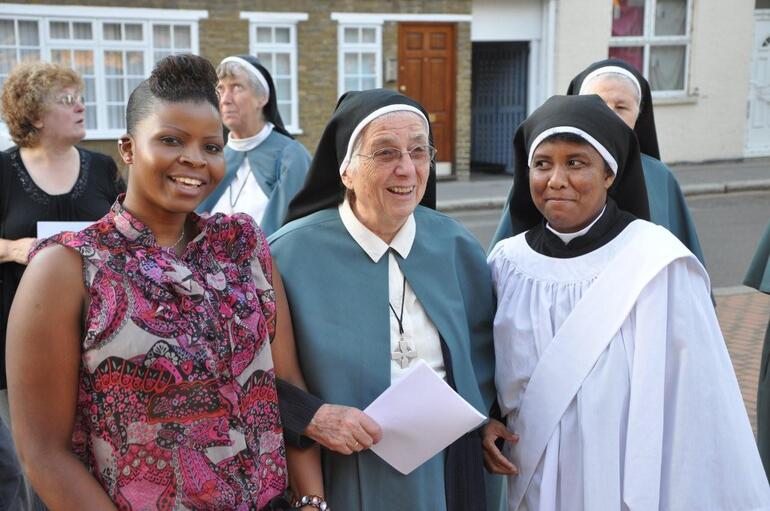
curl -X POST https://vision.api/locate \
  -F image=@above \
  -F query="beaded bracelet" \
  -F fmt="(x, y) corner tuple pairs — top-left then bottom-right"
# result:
(294, 494), (330, 510)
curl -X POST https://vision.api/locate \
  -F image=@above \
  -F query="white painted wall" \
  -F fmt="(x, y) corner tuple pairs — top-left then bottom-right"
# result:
(553, 0), (754, 163)
(471, 0), (542, 41)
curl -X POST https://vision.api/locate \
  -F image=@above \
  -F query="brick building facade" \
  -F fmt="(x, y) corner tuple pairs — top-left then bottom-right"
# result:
(0, 0), (473, 177)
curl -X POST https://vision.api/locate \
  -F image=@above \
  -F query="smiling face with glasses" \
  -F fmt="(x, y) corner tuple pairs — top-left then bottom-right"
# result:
(341, 111), (432, 243)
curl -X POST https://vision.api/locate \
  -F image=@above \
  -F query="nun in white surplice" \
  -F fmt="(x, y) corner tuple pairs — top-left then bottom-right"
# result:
(485, 94), (770, 511)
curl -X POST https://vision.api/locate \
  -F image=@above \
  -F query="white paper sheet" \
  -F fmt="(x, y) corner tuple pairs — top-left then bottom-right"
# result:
(37, 221), (94, 238)
(364, 359), (486, 475)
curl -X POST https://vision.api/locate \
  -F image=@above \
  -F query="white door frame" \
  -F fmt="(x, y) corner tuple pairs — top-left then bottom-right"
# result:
(745, 9), (770, 156)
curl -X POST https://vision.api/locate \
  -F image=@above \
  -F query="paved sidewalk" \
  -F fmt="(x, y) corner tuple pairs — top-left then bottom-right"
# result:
(717, 288), (770, 433)
(437, 157), (770, 212)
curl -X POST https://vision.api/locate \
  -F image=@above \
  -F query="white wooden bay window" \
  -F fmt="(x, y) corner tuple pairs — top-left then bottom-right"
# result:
(0, 4), (205, 139)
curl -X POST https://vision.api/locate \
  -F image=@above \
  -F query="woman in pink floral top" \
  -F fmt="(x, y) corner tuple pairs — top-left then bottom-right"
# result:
(5, 55), (323, 510)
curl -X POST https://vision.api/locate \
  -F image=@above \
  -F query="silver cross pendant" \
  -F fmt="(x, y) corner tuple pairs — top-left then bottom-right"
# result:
(391, 336), (418, 369)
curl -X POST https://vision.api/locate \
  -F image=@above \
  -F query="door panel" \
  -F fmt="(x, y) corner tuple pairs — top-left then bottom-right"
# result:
(398, 23), (455, 170)
(748, 14), (770, 154)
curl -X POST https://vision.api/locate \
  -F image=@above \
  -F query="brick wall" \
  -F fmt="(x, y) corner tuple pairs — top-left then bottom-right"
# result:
(5, 0), (472, 176)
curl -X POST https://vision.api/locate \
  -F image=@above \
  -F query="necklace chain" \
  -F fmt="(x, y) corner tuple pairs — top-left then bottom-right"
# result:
(165, 226), (185, 251)
(229, 169), (250, 211)
(389, 275), (407, 335)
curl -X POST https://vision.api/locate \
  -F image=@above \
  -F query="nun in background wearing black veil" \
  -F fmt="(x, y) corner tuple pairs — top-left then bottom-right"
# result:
(197, 55), (311, 236)
(268, 88), (505, 511)
(489, 58), (705, 268)
(484, 95), (769, 510)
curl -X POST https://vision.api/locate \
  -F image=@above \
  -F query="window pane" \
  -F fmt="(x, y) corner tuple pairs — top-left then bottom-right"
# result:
(650, 45), (685, 90)
(256, 26), (271, 43)
(154, 50), (171, 63)
(345, 52), (359, 75)
(74, 50), (94, 75)
(256, 53), (273, 68)
(655, 0), (687, 36)
(104, 51), (123, 75)
(275, 53), (290, 75)
(18, 21), (39, 45)
(50, 21), (70, 40)
(173, 25), (191, 49)
(361, 53), (375, 74)
(362, 77), (376, 90)
(51, 49), (71, 67)
(275, 77), (290, 99)
(73, 22), (92, 40)
(127, 77), (143, 92)
(125, 24), (143, 41)
(153, 24), (171, 48)
(0, 49), (16, 74)
(611, 0), (645, 37)
(0, 20), (15, 45)
(278, 101), (291, 125)
(344, 77), (358, 92)
(608, 46), (644, 73)
(362, 28), (376, 43)
(108, 105), (125, 129)
(275, 27), (290, 43)
(126, 51), (143, 75)
(85, 107), (97, 130)
(19, 49), (39, 64)
(344, 27), (358, 44)
(104, 23), (121, 40)
(84, 77), (96, 102)
(106, 78), (124, 101)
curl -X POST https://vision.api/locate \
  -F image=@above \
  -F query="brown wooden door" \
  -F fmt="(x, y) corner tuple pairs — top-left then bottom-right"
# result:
(398, 23), (455, 167)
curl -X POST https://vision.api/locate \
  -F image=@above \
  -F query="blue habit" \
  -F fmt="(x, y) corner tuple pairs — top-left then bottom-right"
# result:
(269, 206), (503, 511)
(197, 130), (311, 236)
(489, 154), (706, 267)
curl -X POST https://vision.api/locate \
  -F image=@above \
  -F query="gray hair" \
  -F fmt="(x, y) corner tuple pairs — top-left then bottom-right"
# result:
(216, 60), (268, 99)
(582, 72), (642, 107)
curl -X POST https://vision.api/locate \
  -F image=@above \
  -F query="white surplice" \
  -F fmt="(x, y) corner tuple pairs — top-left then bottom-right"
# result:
(489, 220), (770, 511)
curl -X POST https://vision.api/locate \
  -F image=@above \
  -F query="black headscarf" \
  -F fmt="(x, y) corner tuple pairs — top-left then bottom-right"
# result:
(284, 88), (436, 224)
(508, 94), (650, 235)
(221, 55), (293, 139)
(567, 58), (660, 160)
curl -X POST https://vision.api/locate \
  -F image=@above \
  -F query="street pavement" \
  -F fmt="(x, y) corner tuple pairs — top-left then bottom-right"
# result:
(436, 157), (770, 211)
(437, 157), (770, 434)
(718, 290), (770, 433)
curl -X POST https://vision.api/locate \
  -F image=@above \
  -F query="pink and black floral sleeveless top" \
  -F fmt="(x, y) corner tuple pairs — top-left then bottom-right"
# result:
(32, 199), (287, 510)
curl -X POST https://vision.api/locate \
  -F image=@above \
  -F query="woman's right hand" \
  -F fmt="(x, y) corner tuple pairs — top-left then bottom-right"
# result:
(482, 417), (519, 475)
(305, 404), (383, 455)
(0, 237), (37, 265)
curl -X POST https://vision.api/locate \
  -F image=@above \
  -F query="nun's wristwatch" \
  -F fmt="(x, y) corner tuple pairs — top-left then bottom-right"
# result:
(293, 494), (330, 510)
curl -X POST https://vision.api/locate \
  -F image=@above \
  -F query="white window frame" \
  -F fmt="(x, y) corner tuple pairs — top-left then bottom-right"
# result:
(0, 4), (206, 139)
(608, 0), (693, 98)
(336, 23), (383, 98)
(242, 12), (307, 135)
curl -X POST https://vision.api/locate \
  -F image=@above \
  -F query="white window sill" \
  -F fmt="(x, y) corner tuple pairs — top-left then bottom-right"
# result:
(652, 94), (698, 106)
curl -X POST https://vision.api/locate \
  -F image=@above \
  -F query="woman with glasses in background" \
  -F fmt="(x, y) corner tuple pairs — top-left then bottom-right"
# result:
(0, 61), (122, 510)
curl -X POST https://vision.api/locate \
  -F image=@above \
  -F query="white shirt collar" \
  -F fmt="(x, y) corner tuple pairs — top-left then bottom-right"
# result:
(546, 204), (606, 244)
(227, 122), (274, 152)
(339, 198), (416, 262)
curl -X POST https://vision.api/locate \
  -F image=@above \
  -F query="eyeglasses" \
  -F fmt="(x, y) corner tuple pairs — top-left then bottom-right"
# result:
(356, 145), (437, 166)
(55, 94), (85, 107)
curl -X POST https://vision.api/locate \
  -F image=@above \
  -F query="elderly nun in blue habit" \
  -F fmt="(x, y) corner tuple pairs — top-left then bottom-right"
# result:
(198, 55), (311, 236)
(490, 58), (705, 267)
(268, 88), (504, 511)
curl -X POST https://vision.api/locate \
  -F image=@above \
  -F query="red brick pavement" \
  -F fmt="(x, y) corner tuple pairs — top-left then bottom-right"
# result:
(717, 290), (770, 433)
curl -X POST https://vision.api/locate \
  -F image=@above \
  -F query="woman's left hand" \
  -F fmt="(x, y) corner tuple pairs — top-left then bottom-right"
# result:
(482, 418), (519, 475)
